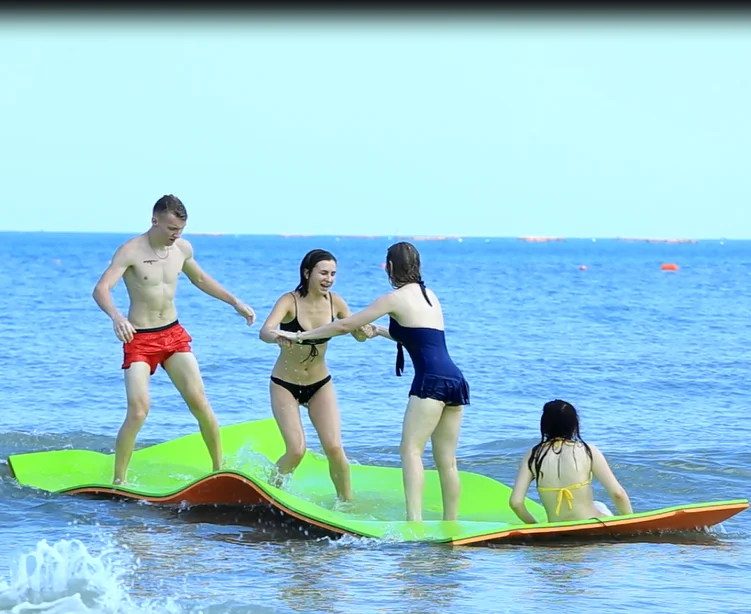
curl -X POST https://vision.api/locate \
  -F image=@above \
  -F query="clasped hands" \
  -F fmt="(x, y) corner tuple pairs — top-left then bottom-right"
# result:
(276, 330), (303, 344)
(276, 324), (378, 344)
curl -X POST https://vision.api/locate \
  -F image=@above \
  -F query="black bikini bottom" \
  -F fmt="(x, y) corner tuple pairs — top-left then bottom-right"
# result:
(270, 375), (332, 406)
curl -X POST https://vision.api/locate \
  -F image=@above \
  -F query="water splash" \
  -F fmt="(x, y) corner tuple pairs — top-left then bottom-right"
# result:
(222, 445), (278, 483)
(330, 499), (356, 514)
(0, 538), (186, 614)
(223, 445), (305, 497)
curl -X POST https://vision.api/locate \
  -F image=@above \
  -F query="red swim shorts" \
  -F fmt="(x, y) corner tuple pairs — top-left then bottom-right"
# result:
(121, 320), (193, 375)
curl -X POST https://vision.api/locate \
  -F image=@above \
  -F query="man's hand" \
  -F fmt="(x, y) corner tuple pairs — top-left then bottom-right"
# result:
(233, 301), (256, 326)
(113, 315), (136, 343)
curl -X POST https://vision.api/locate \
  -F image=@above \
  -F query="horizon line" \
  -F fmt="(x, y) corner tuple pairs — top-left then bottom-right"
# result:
(0, 230), (747, 241)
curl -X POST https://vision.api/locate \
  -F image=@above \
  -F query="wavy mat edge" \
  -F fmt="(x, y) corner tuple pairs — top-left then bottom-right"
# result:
(8, 461), (748, 546)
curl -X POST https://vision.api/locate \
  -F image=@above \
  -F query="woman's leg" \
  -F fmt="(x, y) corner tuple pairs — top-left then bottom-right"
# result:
(430, 405), (463, 520)
(400, 396), (445, 521)
(307, 380), (352, 501)
(269, 379), (306, 476)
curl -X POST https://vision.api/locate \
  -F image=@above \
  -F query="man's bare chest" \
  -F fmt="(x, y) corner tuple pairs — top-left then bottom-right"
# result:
(129, 251), (185, 285)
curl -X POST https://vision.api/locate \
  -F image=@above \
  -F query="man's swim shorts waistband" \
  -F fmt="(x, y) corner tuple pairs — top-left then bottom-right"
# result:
(134, 320), (180, 334)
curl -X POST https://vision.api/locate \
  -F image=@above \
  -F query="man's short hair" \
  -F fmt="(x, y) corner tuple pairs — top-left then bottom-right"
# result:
(153, 194), (187, 221)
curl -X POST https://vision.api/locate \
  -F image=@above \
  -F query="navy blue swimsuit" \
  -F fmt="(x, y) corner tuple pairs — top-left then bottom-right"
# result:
(388, 282), (470, 407)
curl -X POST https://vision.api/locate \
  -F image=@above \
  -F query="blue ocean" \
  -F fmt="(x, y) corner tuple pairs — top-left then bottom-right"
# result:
(1, 232), (749, 613)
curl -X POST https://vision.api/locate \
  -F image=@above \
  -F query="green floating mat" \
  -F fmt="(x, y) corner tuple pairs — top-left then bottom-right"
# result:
(7, 419), (748, 545)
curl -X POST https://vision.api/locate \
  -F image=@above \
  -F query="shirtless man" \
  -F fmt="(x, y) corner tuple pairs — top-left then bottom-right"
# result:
(92, 194), (256, 484)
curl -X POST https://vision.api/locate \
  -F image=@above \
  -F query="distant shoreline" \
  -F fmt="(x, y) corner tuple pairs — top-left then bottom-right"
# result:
(0, 230), (744, 242)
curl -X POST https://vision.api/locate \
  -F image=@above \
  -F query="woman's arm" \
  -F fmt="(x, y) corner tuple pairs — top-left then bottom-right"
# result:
(284, 294), (394, 342)
(258, 294), (294, 347)
(590, 444), (633, 516)
(333, 293), (376, 342)
(373, 324), (395, 341)
(509, 450), (539, 524)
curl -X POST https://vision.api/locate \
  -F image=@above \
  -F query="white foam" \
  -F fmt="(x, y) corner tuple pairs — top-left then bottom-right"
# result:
(0, 538), (185, 614)
(316, 533), (387, 549)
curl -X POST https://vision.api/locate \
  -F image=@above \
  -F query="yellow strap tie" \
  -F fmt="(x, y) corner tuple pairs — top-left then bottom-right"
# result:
(554, 488), (574, 515)
(539, 477), (592, 515)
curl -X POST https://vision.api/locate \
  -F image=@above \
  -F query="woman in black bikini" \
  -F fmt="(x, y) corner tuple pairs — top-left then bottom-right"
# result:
(259, 249), (375, 501)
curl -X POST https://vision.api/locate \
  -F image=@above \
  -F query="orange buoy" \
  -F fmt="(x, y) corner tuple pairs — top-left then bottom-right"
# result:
(661, 263), (679, 272)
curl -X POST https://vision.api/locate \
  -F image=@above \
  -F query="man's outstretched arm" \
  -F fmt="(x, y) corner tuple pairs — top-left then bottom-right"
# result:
(179, 240), (256, 325)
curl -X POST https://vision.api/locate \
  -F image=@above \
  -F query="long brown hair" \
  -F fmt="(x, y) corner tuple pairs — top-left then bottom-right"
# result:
(386, 242), (422, 288)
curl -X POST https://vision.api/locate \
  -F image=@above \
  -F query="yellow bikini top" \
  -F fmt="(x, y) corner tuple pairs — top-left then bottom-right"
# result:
(536, 438), (593, 515)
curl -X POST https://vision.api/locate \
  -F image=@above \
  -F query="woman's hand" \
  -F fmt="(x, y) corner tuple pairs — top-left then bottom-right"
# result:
(276, 330), (300, 343)
(275, 334), (295, 348)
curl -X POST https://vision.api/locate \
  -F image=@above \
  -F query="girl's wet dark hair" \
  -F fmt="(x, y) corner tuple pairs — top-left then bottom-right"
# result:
(527, 399), (593, 481)
(386, 242), (423, 288)
(295, 249), (337, 297)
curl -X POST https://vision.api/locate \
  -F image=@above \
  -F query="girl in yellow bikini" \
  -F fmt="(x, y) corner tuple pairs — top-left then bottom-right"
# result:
(509, 399), (633, 524)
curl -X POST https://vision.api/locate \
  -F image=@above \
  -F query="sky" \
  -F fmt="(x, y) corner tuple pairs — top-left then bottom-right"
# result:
(1, 13), (750, 239)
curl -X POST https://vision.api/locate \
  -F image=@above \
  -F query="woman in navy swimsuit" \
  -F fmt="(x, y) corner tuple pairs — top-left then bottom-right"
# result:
(280, 242), (469, 522)
(259, 249), (376, 501)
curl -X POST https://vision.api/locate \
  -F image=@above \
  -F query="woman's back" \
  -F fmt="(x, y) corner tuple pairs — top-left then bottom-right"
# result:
(389, 282), (444, 329)
(534, 439), (597, 522)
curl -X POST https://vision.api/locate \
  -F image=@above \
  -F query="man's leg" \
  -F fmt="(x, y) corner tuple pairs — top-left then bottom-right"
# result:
(162, 352), (222, 471)
(114, 362), (152, 484)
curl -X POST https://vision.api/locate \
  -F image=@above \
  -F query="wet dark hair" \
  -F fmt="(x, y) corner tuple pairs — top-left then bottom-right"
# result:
(386, 242), (422, 288)
(527, 399), (593, 482)
(295, 249), (337, 297)
(153, 194), (187, 221)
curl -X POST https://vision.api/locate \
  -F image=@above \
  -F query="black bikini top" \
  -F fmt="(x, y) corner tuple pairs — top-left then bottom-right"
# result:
(279, 292), (334, 361)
